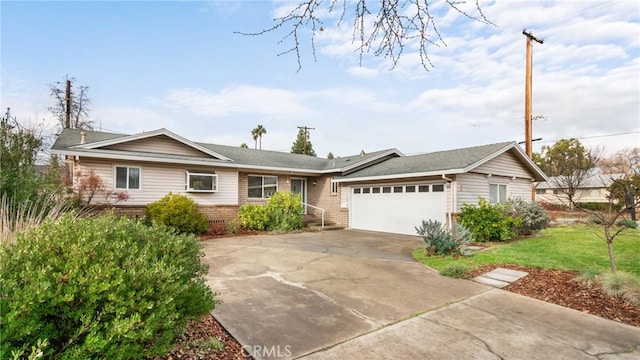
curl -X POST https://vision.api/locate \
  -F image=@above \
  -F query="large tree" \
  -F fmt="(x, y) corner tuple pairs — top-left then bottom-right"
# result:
(291, 128), (316, 156)
(49, 75), (93, 130)
(239, 0), (493, 71)
(533, 138), (601, 209)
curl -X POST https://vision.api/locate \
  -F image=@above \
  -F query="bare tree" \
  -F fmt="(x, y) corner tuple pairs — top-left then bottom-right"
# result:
(49, 75), (93, 130)
(576, 175), (640, 273)
(599, 147), (640, 176)
(237, 0), (494, 71)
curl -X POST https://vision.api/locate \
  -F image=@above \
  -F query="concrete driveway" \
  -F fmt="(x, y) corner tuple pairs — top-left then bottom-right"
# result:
(202, 230), (640, 360)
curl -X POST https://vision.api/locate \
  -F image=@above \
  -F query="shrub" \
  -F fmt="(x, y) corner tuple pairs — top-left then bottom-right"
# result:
(238, 203), (269, 231)
(0, 214), (216, 359)
(440, 263), (472, 279)
(238, 192), (304, 232)
(458, 198), (520, 242)
(415, 219), (459, 255)
(508, 198), (550, 236)
(266, 192), (304, 232)
(146, 193), (209, 234)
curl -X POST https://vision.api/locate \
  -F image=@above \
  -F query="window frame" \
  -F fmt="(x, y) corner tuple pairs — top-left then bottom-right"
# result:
(247, 175), (279, 199)
(489, 183), (508, 204)
(185, 171), (218, 193)
(114, 165), (141, 190)
(330, 178), (339, 194)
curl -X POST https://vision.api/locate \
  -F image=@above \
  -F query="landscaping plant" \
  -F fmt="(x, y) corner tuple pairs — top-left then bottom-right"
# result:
(415, 219), (471, 255)
(457, 198), (520, 242)
(508, 198), (550, 236)
(1, 213), (216, 359)
(237, 192), (304, 232)
(146, 192), (209, 234)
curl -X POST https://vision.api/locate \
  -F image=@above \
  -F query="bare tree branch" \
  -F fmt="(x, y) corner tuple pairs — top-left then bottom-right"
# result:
(48, 75), (93, 130)
(237, 0), (495, 71)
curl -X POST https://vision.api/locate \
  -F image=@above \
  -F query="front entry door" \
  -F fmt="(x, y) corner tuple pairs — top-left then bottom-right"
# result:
(290, 178), (307, 214)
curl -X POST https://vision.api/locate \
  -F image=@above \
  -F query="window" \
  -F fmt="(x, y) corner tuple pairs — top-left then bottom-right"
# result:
(362, 187), (371, 194)
(418, 185), (429, 192)
(331, 178), (339, 194)
(248, 175), (278, 198)
(393, 186), (403, 193)
(372, 187), (381, 194)
(382, 186), (391, 193)
(406, 185), (416, 193)
(432, 184), (445, 192)
(354, 188), (361, 194)
(535, 189), (546, 195)
(489, 184), (507, 204)
(186, 171), (217, 192)
(115, 166), (140, 190)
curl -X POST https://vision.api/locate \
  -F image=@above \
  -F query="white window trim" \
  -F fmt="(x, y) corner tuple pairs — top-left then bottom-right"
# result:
(330, 178), (339, 194)
(248, 175), (279, 199)
(114, 165), (141, 190)
(185, 171), (218, 193)
(489, 183), (508, 204)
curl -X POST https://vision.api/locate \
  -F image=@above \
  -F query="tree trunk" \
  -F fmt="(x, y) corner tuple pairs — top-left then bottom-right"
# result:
(605, 227), (617, 273)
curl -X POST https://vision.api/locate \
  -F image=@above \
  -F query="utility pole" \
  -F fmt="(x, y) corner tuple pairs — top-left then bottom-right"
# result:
(297, 126), (315, 155)
(523, 29), (543, 159)
(65, 79), (72, 129)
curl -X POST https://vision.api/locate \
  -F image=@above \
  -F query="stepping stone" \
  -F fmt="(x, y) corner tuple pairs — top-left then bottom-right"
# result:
(473, 275), (510, 288)
(473, 267), (529, 288)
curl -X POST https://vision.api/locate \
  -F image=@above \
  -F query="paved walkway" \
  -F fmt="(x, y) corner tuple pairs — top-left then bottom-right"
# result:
(202, 230), (640, 360)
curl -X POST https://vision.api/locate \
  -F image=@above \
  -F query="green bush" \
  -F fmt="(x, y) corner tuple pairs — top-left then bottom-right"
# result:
(508, 198), (550, 236)
(238, 192), (304, 232)
(0, 214), (216, 359)
(440, 263), (472, 279)
(266, 192), (304, 232)
(458, 198), (520, 242)
(146, 193), (209, 234)
(238, 203), (269, 231)
(415, 219), (459, 255)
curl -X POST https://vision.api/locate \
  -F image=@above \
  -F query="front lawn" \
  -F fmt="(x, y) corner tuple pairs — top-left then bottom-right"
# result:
(413, 224), (640, 275)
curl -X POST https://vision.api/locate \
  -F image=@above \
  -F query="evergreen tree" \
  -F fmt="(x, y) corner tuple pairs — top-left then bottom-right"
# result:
(291, 129), (316, 156)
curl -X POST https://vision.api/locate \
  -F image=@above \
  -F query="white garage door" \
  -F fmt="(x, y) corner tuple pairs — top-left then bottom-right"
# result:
(350, 183), (447, 236)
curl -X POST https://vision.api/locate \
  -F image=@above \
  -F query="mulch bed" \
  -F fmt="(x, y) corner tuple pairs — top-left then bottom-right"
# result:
(470, 264), (640, 327)
(152, 314), (250, 360)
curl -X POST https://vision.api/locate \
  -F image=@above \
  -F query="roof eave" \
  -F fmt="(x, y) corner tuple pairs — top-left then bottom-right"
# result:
(51, 148), (325, 174)
(334, 169), (463, 183)
(464, 142), (549, 182)
(70, 128), (233, 162)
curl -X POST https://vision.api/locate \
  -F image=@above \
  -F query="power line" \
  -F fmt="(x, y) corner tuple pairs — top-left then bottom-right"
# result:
(536, 131), (640, 145)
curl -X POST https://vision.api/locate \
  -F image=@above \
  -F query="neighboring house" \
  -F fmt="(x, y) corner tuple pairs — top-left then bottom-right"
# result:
(535, 172), (625, 206)
(51, 128), (547, 236)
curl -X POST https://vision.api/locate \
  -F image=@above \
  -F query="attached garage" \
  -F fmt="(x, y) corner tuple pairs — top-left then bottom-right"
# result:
(349, 183), (447, 236)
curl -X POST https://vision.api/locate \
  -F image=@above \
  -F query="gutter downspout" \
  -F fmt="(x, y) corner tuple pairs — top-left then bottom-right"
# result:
(442, 174), (455, 229)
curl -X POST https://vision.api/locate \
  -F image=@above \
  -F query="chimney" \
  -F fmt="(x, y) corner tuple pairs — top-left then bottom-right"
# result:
(80, 131), (86, 144)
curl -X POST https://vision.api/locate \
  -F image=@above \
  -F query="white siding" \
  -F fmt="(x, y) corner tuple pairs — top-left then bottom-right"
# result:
(456, 173), (492, 209)
(456, 174), (533, 210)
(103, 135), (208, 157)
(474, 151), (531, 178)
(77, 158), (238, 206)
(340, 184), (349, 208)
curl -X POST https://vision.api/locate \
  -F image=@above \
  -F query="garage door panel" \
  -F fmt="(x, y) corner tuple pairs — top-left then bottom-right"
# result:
(350, 184), (447, 235)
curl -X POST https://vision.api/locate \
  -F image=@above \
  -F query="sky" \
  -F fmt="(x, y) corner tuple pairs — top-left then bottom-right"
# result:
(1, 0), (639, 160)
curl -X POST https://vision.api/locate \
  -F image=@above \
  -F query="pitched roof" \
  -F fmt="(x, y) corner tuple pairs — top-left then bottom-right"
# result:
(339, 142), (520, 179)
(51, 128), (400, 173)
(535, 171), (625, 189)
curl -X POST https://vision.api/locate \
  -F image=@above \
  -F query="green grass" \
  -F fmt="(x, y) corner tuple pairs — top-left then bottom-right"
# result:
(413, 224), (640, 275)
